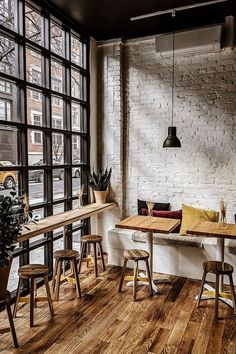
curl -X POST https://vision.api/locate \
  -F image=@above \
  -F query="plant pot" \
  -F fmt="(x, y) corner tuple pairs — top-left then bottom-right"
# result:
(94, 190), (108, 204)
(0, 257), (12, 301)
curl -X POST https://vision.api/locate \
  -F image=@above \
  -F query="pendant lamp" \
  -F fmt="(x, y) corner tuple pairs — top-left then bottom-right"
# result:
(163, 32), (181, 148)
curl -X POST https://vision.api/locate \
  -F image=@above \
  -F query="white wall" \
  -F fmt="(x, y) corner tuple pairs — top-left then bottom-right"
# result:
(96, 37), (236, 250)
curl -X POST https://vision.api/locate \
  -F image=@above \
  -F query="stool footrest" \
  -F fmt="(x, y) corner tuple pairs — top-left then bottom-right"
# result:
(124, 276), (148, 282)
(84, 255), (103, 265)
(18, 296), (49, 303)
(203, 290), (233, 300)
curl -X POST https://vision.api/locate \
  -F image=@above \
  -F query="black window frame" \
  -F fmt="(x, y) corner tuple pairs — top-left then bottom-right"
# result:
(0, 0), (90, 297)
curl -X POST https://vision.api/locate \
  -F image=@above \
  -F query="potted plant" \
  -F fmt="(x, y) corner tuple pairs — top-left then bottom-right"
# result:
(0, 188), (35, 300)
(87, 167), (112, 204)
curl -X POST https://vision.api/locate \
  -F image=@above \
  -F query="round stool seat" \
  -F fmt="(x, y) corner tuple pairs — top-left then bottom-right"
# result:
(53, 249), (79, 260)
(81, 235), (103, 243)
(203, 261), (233, 275)
(18, 264), (48, 278)
(124, 249), (149, 261)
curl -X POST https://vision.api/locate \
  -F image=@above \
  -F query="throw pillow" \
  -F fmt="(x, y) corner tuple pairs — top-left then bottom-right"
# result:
(137, 199), (170, 215)
(180, 204), (219, 236)
(141, 208), (182, 233)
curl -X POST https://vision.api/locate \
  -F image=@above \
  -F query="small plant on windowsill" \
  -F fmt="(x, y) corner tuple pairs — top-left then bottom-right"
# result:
(87, 167), (112, 204)
(0, 188), (38, 300)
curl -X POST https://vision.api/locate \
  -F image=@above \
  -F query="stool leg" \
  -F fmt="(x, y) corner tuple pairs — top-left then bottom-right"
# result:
(78, 242), (85, 273)
(13, 277), (23, 318)
(72, 259), (82, 298)
(215, 274), (220, 320)
(145, 259), (153, 296)
(70, 260), (76, 289)
(6, 302), (18, 348)
(30, 278), (35, 327)
(44, 275), (54, 317)
(52, 259), (59, 291)
(118, 258), (128, 292)
(99, 242), (106, 272)
(228, 273), (236, 314)
(133, 261), (138, 302)
(55, 260), (62, 301)
(93, 243), (98, 277)
(197, 270), (207, 307)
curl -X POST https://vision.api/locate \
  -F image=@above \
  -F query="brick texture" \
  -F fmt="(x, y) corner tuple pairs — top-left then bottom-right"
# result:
(97, 38), (236, 246)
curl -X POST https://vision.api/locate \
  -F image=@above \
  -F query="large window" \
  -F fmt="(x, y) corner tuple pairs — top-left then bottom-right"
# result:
(0, 0), (89, 294)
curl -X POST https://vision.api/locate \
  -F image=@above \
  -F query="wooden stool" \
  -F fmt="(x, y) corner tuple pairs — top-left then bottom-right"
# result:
(78, 235), (106, 277)
(52, 249), (81, 301)
(0, 291), (18, 348)
(13, 264), (54, 327)
(197, 261), (236, 319)
(118, 249), (153, 301)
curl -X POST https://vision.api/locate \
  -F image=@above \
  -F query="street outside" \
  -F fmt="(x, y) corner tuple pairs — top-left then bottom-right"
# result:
(1, 177), (81, 207)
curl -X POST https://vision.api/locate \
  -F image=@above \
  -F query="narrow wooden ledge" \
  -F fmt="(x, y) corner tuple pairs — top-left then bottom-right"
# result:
(18, 203), (116, 243)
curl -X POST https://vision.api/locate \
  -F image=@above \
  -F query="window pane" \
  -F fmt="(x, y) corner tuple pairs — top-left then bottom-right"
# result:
(0, 124), (17, 164)
(71, 69), (81, 99)
(29, 170), (44, 204)
(50, 22), (64, 57)
(27, 88), (43, 126)
(28, 129), (44, 165)
(0, 0), (15, 30)
(71, 102), (80, 132)
(0, 35), (16, 76)
(30, 245), (44, 264)
(29, 209), (44, 243)
(72, 167), (81, 196)
(0, 169), (18, 191)
(52, 133), (64, 163)
(0, 81), (19, 123)
(52, 97), (63, 129)
(26, 49), (42, 85)
(51, 59), (63, 93)
(53, 203), (64, 237)
(8, 257), (19, 292)
(72, 135), (80, 163)
(71, 35), (82, 67)
(53, 235), (64, 252)
(53, 170), (64, 200)
(25, 5), (42, 45)
(72, 230), (81, 252)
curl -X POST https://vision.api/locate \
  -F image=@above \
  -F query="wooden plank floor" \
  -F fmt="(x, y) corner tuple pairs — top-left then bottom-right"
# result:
(1, 260), (236, 354)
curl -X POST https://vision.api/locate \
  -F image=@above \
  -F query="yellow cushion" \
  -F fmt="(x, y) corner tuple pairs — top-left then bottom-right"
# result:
(180, 204), (219, 236)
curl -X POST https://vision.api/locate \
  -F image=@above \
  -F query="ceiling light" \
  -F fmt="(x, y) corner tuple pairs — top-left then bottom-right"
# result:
(163, 33), (181, 148)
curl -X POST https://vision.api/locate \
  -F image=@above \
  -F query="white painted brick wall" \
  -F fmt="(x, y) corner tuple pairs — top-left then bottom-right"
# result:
(97, 38), (236, 248)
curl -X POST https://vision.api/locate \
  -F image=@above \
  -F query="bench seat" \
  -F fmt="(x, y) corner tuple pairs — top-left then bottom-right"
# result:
(108, 228), (236, 283)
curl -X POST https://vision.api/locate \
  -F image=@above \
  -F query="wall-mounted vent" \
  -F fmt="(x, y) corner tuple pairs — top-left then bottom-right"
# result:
(156, 25), (222, 57)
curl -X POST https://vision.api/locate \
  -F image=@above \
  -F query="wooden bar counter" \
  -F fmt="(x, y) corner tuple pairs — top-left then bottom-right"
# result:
(18, 203), (115, 242)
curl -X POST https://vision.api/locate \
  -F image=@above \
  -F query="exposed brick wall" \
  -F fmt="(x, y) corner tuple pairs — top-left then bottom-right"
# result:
(97, 38), (236, 243)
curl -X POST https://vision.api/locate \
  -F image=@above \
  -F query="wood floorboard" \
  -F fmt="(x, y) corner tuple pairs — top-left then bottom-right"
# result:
(0, 260), (236, 354)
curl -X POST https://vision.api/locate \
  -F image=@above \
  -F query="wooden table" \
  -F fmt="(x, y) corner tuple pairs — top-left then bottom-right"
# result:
(19, 203), (115, 242)
(116, 215), (181, 293)
(187, 220), (236, 308)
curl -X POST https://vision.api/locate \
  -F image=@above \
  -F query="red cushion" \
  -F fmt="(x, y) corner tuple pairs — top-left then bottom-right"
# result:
(141, 208), (182, 232)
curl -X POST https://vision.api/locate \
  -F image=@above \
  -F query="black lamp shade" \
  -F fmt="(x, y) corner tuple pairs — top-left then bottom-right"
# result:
(163, 126), (181, 148)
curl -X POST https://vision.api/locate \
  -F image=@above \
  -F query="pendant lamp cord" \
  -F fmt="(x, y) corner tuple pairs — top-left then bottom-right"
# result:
(171, 32), (175, 126)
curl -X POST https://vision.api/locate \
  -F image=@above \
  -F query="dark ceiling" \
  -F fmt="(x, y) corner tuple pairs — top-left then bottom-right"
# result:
(47, 0), (236, 40)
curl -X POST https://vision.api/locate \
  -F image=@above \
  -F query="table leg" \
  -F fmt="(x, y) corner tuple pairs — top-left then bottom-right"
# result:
(146, 231), (171, 287)
(217, 238), (224, 292)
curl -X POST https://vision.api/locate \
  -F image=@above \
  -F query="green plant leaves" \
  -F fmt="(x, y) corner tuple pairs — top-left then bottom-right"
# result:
(86, 167), (112, 191)
(0, 190), (37, 267)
